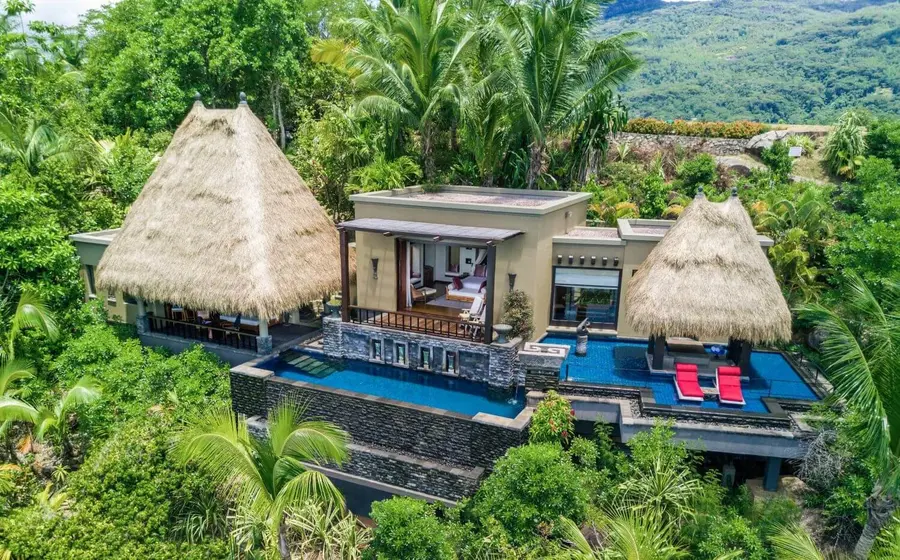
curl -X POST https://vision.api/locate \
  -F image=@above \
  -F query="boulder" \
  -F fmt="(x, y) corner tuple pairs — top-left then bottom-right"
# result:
(746, 130), (792, 154)
(716, 155), (765, 176)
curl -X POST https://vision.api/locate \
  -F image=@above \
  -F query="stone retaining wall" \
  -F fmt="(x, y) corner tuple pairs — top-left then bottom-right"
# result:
(265, 375), (529, 468)
(341, 444), (483, 501)
(323, 317), (521, 388)
(613, 132), (748, 156)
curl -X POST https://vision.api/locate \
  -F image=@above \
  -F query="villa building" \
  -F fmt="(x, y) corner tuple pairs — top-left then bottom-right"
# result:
(70, 99), (828, 507)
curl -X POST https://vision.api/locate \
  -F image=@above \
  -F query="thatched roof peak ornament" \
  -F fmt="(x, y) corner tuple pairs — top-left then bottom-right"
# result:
(97, 98), (345, 318)
(239, 91), (247, 105)
(625, 192), (791, 344)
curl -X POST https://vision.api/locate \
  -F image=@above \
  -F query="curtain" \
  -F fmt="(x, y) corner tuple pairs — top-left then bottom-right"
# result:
(474, 248), (487, 265)
(411, 244), (422, 276)
(406, 241), (413, 307)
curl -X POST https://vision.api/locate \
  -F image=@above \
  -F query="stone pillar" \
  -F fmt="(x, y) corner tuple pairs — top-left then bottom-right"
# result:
(322, 316), (343, 358)
(135, 298), (149, 335)
(256, 319), (273, 355)
(764, 457), (781, 491)
(488, 337), (521, 388)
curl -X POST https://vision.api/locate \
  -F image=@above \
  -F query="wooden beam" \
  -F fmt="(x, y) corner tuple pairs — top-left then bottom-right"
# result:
(339, 228), (350, 322)
(484, 243), (497, 344)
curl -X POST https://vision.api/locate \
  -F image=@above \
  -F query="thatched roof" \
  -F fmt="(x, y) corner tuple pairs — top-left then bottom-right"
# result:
(97, 99), (344, 318)
(625, 190), (791, 344)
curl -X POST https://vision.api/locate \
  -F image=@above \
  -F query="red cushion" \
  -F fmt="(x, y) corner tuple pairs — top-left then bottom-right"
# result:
(675, 363), (698, 373)
(452, 277), (463, 290)
(719, 384), (744, 403)
(473, 264), (487, 277)
(675, 371), (704, 397)
(719, 375), (741, 387)
(718, 366), (741, 377)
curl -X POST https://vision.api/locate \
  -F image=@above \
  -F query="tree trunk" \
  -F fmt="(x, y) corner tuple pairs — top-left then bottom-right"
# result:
(422, 124), (436, 181)
(278, 521), (291, 560)
(481, 171), (494, 188)
(271, 81), (286, 150)
(526, 141), (544, 190)
(854, 487), (896, 558)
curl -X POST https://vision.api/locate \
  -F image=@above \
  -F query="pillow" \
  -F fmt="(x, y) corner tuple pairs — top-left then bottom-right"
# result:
(449, 264), (459, 273)
(452, 277), (463, 290)
(479, 280), (487, 292)
(473, 264), (487, 277)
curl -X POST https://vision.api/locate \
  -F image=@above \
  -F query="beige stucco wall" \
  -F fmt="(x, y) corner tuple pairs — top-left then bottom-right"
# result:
(617, 239), (659, 338)
(72, 240), (137, 324)
(353, 199), (587, 340)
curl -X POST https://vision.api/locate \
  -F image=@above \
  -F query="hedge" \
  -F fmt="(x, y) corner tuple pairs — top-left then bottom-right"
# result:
(623, 118), (767, 139)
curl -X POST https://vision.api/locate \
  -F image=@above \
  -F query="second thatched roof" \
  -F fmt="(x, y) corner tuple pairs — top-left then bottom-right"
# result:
(625, 190), (791, 344)
(97, 99), (345, 319)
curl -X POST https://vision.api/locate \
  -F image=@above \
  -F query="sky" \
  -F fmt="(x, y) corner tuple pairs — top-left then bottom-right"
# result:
(23, 0), (117, 26)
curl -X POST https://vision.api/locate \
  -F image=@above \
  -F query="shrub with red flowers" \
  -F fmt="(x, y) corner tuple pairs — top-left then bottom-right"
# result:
(529, 390), (575, 446)
(623, 117), (767, 139)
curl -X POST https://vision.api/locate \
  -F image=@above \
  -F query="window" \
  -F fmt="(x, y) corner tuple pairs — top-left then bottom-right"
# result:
(419, 347), (431, 370)
(395, 343), (407, 366)
(124, 293), (138, 305)
(552, 268), (620, 327)
(371, 339), (382, 361)
(444, 351), (457, 375)
(85, 265), (96, 297)
(446, 246), (461, 274)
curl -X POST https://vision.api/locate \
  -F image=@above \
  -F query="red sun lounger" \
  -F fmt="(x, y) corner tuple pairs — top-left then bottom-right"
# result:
(716, 366), (745, 406)
(674, 363), (704, 402)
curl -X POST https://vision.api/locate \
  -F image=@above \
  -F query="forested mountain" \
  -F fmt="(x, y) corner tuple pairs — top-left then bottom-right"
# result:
(598, 0), (900, 123)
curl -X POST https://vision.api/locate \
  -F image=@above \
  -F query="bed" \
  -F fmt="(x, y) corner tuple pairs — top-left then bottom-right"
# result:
(446, 275), (487, 302)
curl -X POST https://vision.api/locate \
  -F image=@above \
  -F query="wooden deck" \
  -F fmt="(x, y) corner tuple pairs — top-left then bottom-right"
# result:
(352, 306), (482, 341)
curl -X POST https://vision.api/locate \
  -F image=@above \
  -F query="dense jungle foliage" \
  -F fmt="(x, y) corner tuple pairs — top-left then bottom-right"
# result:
(598, 0), (900, 123)
(1, 0), (900, 557)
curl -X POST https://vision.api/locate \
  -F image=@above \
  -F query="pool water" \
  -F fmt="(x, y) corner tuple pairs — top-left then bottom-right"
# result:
(540, 335), (819, 413)
(261, 352), (525, 418)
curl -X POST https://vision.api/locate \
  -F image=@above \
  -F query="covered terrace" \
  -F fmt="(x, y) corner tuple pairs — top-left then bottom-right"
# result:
(96, 95), (346, 362)
(625, 187), (792, 380)
(336, 218), (523, 344)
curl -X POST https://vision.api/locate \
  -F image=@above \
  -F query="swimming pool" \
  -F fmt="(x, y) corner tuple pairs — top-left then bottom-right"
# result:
(540, 335), (819, 413)
(260, 352), (525, 418)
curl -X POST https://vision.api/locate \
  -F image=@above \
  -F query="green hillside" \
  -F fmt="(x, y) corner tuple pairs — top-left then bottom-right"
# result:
(598, 0), (900, 123)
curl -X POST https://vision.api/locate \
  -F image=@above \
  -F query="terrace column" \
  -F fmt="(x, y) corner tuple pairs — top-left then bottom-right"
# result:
(339, 228), (350, 322)
(483, 243), (497, 344)
(256, 319), (273, 355)
(651, 335), (665, 370)
(135, 297), (149, 335)
(764, 457), (781, 491)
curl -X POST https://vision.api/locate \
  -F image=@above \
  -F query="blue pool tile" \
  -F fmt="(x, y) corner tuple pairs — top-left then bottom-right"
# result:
(263, 354), (525, 418)
(541, 335), (819, 413)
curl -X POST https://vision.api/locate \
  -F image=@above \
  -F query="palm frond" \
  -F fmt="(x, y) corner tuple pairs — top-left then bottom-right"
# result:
(0, 397), (39, 424)
(0, 358), (34, 396)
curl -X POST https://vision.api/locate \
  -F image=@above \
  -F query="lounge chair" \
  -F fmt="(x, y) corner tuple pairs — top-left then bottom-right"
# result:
(460, 296), (483, 321)
(716, 366), (745, 406)
(674, 363), (704, 402)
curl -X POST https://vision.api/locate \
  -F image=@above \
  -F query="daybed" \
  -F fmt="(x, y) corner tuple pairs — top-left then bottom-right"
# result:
(446, 274), (487, 302)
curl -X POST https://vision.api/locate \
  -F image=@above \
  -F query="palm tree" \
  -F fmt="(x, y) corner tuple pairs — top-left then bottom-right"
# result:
(0, 109), (73, 175)
(495, 0), (641, 189)
(332, 0), (475, 180)
(175, 402), (350, 560)
(0, 288), (56, 460)
(769, 522), (900, 560)
(798, 275), (900, 559)
(557, 509), (688, 559)
(35, 376), (102, 464)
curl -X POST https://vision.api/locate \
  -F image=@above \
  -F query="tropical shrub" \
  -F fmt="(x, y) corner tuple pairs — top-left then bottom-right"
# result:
(823, 110), (867, 177)
(694, 512), (767, 560)
(639, 172), (668, 218)
(866, 119), (900, 168)
(501, 289), (534, 341)
(368, 497), (453, 560)
(0, 414), (230, 560)
(469, 443), (589, 545)
(529, 391), (575, 446)
(624, 118), (766, 139)
(676, 153), (718, 192)
(760, 140), (794, 182)
(786, 134), (817, 155)
(840, 157), (897, 213)
(345, 154), (422, 194)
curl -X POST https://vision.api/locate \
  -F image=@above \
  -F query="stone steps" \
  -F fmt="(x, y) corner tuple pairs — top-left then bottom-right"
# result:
(246, 417), (484, 503)
(279, 349), (339, 377)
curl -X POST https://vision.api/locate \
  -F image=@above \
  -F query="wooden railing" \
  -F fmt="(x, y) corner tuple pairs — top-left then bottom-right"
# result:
(349, 306), (482, 342)
(147, 315), (258, 352)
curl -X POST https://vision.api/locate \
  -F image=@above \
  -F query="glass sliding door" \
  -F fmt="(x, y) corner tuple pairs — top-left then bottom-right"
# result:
(551, 268), (621, 328)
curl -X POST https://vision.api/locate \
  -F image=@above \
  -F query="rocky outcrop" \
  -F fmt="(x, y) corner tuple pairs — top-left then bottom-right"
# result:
(613, 132), (748, 156)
